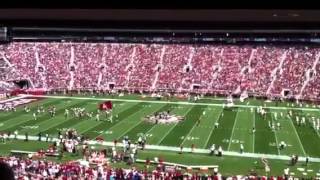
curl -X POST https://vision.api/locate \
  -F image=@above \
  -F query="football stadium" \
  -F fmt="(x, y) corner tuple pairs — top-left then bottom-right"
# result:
(1, 7), (320, 179)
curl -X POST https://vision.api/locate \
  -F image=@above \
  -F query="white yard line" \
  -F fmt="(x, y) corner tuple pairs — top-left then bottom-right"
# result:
(287, 116), (307, 156)
(78, 102), (135, 135)
(227, 110), (240, 151)
(271, 115), (281, 155)
(274, 131), (281, 155)
(156, 125), (177, 145)
(9, 134), (320, 163)
(78, 123), (101, 135)
(313, 125), (320, 141)
(91, 104), (150, 140)
(143, 124), (157, 135)
(116, 122), (143, 140)
(156, 106), (193, 145)
(26, 94), (320, 112)
(203, 108), (223, 149)
(311, 111), (320, 140)
(252, 110), (255, 153)
(180, 120), (199, 146)
(0, 95), (27, 103)
(180, 106), (209, 146)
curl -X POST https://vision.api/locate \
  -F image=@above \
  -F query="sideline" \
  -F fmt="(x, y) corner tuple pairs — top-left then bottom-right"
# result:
(7, 135), (320, 163)
(23, 94), (320, 112)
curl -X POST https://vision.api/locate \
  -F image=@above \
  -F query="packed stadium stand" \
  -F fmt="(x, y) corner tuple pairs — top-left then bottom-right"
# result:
(2, 7), (320, 180)
(0, 155), (284, 180)
(1, 42), (320, 100)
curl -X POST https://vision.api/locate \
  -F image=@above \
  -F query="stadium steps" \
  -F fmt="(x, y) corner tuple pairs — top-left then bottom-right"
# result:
(298, 52), (320, 98)
(266, 50), (287, 94)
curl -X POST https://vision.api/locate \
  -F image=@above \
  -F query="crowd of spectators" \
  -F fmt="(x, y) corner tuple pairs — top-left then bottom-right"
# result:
(1, 42), (320, 100)
(1, 155), (304, 180)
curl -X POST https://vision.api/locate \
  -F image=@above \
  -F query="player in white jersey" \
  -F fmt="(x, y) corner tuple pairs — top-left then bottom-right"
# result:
(268, 121), (272, 129)
(24, 106), (30, 113)
(218, 146), (223, 156)
(96, 114), (100, 121)
(14, 130), (18, 140)
(210, 144), (215, 155)
(64, 109), (69, 119)
(3, 133), (7, 143)
(240, 144), (244, 153)
(277, 122), (281, 130)
(301, 117), (306, 125)
(279, 141), (286, 150)
(274, 112), (278, 120)
(296, 116), (299, 125)
(257, 107), (260, 113)
(271, 123), (275, 131)
(109, 114), (113, 123)
(252, 127), (256, 133)
(33, 112), (37, 120)
(52, 107), (56, 117)
(122, 138), (128, 152)
(214, 122), (219, 129)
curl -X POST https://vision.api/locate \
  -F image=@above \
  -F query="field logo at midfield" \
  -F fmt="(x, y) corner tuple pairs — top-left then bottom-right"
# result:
(0, 98), (37, 108)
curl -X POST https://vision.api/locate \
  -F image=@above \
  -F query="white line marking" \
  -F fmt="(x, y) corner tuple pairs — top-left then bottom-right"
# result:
(227, 109), (240, 151)
(144, 123), (157, 135)
(0, 95), (27, 103)
(180, 121), (199, 146)
(78, 102), (136, 136)
(203, 108), (223, 149)
(252, 109), (256, 153)
(271, 115), (281, 155)
(25, 94), (320, 112)
(287, 116), (306, 156)
(180, 106), (209, 146)
(92, 103), (150, 140)
(9, 134), (320, 162)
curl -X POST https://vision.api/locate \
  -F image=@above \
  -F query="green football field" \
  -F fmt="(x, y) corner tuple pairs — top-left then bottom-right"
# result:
(1, 94), (320, 177)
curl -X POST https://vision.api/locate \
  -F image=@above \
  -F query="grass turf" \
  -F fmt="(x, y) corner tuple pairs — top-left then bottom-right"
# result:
(1, 94), (320, 177)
